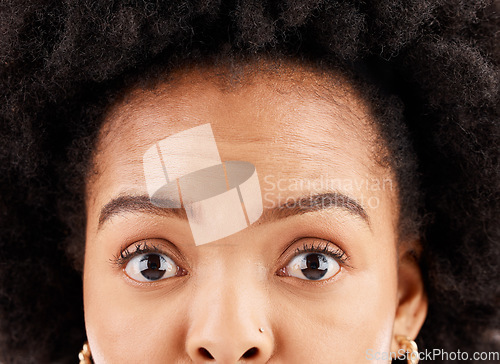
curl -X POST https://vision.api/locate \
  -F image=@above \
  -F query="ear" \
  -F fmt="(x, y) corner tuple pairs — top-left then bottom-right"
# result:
(391, 243), (428, 352)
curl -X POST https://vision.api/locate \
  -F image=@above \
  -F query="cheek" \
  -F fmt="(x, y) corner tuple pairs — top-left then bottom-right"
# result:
(273, 262), (397, 362)
(340, 270), (397, 362)
(83, 247), (188, 362)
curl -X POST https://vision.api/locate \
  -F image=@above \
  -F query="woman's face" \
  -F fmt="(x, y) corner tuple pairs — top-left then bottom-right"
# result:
(83, 65), (427, 363)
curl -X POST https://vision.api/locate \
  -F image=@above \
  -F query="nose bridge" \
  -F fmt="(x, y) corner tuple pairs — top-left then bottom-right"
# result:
(190, 255), (264, 336)
(185, 252), (274, 363)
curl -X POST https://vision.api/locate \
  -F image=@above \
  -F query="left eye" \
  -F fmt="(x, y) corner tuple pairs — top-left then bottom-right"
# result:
(285, 253), (340, 281)
(125, 253), (178, 282)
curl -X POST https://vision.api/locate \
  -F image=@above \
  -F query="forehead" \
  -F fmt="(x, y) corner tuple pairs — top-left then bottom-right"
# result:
(87, 65), (396, 235)
(94, 66), (379, 177)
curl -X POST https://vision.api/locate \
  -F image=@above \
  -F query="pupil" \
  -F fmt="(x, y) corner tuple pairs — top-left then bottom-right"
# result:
(301, 253), (327, 280)
(142, 254), (166, 280)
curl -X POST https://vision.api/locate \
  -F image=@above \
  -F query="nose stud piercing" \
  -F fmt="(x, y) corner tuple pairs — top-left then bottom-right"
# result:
(259, 327), (264, 333)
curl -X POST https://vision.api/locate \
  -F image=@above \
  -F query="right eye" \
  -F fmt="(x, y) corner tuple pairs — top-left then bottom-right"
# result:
(285, 252), (341, 281)
(125, 253), (179, 282)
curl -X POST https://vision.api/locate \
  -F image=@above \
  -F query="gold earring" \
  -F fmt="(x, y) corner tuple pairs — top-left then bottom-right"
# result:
(78, 342), (92, 364)
(396, 335), (419, 364)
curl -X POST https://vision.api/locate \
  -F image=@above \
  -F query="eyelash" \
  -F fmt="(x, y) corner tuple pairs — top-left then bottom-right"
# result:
(111, 239), (349, 269)
(110, 241), (163, 267)
(293, 241), (349, 265)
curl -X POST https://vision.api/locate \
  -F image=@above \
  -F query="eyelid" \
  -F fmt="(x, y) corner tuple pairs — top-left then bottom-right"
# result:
(295, 242), (348, 264)
(280, 238), (350, 269)
(111, 241), (160, 267)
(110, 239), (186, 269)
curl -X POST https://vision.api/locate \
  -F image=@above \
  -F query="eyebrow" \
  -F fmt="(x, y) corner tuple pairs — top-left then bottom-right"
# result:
(97, 192), (370, 231)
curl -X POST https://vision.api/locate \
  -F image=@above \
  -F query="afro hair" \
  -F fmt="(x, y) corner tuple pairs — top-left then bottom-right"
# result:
(0, 0), (499, 363)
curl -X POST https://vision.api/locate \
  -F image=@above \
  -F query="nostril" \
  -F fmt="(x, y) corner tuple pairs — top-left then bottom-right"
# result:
(198, 347), (215, 359)
(241, 347), (259, 358)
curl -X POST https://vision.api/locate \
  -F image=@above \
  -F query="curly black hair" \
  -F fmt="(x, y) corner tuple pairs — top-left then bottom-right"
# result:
(0, 0), (498, 363)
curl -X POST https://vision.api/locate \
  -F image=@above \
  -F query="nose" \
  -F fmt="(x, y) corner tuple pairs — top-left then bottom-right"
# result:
(185, 267), (274, 363)
(187, 325), (272, 363)
(192, 338), (270, 363)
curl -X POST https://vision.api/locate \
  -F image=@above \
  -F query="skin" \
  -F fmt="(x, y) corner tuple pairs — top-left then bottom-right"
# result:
(83, 62), (428, 363)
